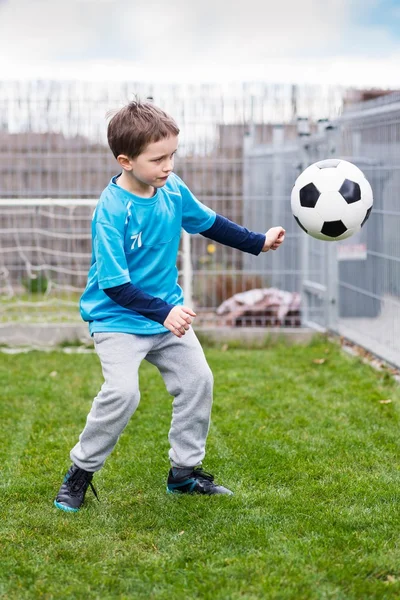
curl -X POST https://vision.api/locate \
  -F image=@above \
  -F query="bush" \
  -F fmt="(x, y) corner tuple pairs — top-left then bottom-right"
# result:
(21, 274), (49, 294)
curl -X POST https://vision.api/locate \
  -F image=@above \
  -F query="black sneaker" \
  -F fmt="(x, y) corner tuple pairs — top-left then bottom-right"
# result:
(167, 467), (233, 495)
(54, 464), (99, 513)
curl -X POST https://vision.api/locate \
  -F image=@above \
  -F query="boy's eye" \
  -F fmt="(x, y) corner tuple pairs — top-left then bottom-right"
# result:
(153, 153), (176, 162)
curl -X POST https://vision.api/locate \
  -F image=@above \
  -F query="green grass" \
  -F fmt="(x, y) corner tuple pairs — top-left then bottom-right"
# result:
(0, 292), (81, 323)
(1, 337), (400, 599)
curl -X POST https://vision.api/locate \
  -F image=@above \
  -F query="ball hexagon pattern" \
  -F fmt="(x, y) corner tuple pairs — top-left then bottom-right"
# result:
(291, 158), (373, 241)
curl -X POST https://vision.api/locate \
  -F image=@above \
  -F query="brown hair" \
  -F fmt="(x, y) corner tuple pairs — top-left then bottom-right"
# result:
(107, 100), (180, 159)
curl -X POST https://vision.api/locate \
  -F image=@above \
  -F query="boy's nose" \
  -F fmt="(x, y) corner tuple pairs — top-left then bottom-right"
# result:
(164, 157), (174, 172)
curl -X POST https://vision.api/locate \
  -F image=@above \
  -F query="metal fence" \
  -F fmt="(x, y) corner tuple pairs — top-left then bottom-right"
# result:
(1, 81), (399, 366)
(0, 81), (342, 330)
(245, 93), (400, 366)
(335, 94), (400, 366)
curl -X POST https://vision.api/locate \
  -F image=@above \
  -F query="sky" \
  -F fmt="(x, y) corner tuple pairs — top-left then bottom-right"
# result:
(0, 0), (399, 87)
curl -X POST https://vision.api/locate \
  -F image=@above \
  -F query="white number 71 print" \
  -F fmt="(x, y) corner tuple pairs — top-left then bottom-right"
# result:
(130, 232), (143, 249)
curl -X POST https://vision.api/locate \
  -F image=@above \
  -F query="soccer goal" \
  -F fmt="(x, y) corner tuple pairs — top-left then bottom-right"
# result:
(0, 199), (192, 328)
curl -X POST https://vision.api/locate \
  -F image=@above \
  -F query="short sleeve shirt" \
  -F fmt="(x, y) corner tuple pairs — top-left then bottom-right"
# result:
(80, 173), (216, 335)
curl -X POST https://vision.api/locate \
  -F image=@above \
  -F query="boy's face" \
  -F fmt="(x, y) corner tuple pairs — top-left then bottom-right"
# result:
(118, 135), (179, 190)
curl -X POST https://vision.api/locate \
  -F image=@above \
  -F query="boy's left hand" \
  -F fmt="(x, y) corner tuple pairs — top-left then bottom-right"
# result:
(262, 227), (285, 252)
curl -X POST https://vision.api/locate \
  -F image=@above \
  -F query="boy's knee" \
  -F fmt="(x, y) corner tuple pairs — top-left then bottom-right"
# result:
(109, 378), (140, 412)
(196, 362), (214, 391)
(121, 386), (140, 409)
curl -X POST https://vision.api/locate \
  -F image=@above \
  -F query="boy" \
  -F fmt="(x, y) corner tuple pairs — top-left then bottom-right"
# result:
(54, 100), (285, 512)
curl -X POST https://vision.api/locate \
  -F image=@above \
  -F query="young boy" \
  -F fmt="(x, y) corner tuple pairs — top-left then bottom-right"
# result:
(54, 100), (285, 512)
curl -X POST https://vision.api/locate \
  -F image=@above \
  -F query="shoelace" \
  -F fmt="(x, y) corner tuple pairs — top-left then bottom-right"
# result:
(68, 471), (100, 502)
(192, 468), (214, 482)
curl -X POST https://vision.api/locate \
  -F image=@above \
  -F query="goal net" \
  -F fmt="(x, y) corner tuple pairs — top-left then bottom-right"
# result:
(0, 199), (192, 327)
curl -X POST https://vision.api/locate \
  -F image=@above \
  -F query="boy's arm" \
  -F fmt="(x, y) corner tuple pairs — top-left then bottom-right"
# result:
(199, 214), (265, 254)
(104, 283), (195, 338)
(175, 174), (284, 251)
(104, 283), (174, 324)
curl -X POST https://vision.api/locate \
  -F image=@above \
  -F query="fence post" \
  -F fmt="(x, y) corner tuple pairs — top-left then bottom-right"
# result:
(326, 242), (339, 331)
(301, 227), (311, 326)
(272, 125), (284, 289)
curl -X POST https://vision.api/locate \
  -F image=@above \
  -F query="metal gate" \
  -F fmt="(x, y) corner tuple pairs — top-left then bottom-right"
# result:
(245, 93), (400, 367)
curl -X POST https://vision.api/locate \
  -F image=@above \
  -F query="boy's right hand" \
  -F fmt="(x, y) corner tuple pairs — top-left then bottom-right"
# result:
(262, 226), (285, 252)
(164, 306), (196, 338)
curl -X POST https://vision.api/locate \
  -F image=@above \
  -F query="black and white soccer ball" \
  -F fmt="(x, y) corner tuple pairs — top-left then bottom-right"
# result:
(291, 159), (373, 241)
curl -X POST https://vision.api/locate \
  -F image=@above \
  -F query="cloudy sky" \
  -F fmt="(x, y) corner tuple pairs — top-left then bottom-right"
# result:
(0, 0), (399, 87)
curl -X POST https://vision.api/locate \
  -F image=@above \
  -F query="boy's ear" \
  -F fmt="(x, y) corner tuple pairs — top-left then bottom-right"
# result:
(117, 155), (133, 171)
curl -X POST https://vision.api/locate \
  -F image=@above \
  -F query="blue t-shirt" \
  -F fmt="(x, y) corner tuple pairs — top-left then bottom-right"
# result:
(80, 173), (216, 335)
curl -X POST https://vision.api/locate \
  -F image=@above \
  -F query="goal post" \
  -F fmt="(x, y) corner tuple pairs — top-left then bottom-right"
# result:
(0, 199), (193, 326)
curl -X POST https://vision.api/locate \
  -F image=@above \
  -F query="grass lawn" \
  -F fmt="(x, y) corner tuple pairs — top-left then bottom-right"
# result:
(0, 293), (81, 324)
(1, 336), (400, 599)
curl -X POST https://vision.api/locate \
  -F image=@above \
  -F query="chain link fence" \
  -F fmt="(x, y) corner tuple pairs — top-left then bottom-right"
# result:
(245, 93), (400, 366)
(1, 81), (399, 365)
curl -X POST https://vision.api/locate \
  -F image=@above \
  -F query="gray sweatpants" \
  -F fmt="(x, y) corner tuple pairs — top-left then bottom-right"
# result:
(70, 328), (213, 472)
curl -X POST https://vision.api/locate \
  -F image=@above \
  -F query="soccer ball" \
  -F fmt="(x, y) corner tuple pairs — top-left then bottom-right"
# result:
(291, 159), (373, 241)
